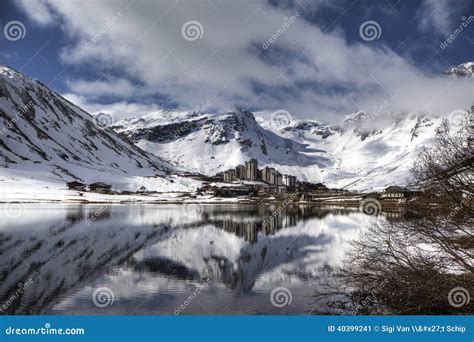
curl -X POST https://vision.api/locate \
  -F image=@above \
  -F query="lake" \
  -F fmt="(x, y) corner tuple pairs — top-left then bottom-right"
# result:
(0, 203), (383, 315)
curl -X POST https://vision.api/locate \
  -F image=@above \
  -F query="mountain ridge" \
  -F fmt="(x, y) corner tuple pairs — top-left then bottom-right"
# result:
(443, 61), (474, 77)
(112, 107), (454, 190)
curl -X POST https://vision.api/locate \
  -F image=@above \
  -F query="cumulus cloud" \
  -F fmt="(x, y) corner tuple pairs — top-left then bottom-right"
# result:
(15, 0), (474, 123)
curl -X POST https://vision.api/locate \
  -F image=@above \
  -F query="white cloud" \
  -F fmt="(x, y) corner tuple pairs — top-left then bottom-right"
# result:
(14, 0), (57, 25)
(16, 0), (474, 123)
(66, 77), (138, 98)
(63, 93), (162, 122)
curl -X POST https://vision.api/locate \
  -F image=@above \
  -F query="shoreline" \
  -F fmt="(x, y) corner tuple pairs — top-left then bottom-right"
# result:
(0, 189), (409, 212)
(0, 196), (407, 210)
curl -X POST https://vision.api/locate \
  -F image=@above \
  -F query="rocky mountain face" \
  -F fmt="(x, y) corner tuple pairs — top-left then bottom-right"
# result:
(0, 65), (193, 192)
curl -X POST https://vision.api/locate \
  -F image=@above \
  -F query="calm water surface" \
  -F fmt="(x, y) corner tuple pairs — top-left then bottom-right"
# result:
(0, 203), (386, 315)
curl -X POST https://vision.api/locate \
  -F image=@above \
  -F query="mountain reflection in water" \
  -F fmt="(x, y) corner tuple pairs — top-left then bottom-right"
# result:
(0, 204), (381, 315)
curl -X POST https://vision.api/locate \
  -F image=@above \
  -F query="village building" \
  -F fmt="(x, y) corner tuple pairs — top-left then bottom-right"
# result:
(268, 168), (279, 185)
(381, 186), (420, 200)
(67, 181), (87, 191)
(245, 158), (258, 180)
(282, 174), (296, 188)
(256, 183), (277, 196)
(215, 185), (255, 197)
(362, 192), (381, 200)
(261, 167), (272, 183)
(218, 160), (301, 193)
(89, 182), (113, 194)
(197, 184), (218, 196)
(275, 172), (283, 186)
(208, 173), (224, 182)
(235, 164), (246, 180)
(223, 169), (236, 182)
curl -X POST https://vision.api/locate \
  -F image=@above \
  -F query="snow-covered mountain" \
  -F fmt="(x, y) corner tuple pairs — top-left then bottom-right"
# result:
(113, 107), (451, 190)
(113, 108), (331, 182)
(269, 112), (442, 190)
(0, 65), (196, 195)
(1, 63), (469, 195)
(444, 61), (474, 77)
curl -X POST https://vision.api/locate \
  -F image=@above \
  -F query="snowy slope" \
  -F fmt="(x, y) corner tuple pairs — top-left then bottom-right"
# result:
(0, 65), (197, 195)
(113, 107), (331, 182)
(268, 112), (442, 190)
(113, 106), (450, 191)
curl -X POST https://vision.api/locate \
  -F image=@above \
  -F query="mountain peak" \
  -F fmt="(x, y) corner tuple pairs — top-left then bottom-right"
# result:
(225, 107), (257, 124)
(341, 111), (370, 128)
(0, 65), (21, 79)
(443, 61), (474, 77)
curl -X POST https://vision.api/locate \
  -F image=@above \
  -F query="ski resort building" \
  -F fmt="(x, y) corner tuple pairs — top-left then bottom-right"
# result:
(220, 159), (297, 189)
(381, 186), (420, 200)
(245, 159), (258, 181)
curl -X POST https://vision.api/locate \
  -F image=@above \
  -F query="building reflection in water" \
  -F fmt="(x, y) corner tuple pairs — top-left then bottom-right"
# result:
(203, 205), (353, 243)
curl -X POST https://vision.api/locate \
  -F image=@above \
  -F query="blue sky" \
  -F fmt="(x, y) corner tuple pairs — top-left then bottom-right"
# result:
(0, 0), (473, 123)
